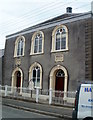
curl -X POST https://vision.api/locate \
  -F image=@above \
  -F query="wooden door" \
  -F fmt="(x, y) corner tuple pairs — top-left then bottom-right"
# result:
(55, 76), (64, 97)
(16, 71), (21, 92)
(55, 77), (64, 91)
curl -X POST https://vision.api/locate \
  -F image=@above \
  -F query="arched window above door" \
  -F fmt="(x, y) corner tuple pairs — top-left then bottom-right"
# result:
(56, 69), (65, 77)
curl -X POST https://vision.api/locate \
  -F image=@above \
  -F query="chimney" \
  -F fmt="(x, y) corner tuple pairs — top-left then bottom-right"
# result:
(66, 7), (72, 13)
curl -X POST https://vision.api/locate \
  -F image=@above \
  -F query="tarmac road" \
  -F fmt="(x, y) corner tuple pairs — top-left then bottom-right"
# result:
(2, 97), (73, 119)
(2, 105), (57, 119)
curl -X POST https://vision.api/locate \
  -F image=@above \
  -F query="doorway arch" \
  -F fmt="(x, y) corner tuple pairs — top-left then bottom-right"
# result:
(50, 65), (68, 94)
(11, 67), (23, 93)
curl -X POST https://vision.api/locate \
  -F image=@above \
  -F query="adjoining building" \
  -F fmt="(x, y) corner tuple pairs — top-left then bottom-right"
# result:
(3, 4), (93, 94)
(0, 49), (4, 85)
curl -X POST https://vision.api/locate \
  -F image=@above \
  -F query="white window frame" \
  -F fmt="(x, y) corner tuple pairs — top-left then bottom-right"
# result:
(30, 31), (44, 55)
(14, 36), (25, 57)
(32, 66), (40, 88)
(17, 39), (23, 56)
(29, 62), (42, 89)
(34, 34), (42, 53)
(51, 25), (68, 53)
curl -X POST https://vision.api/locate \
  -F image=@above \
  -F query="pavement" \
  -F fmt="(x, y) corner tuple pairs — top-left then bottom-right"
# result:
(2, 96), (73, 119)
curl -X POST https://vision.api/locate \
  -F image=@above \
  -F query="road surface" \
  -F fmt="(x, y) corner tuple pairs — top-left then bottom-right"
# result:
(2, 105), (57, 119)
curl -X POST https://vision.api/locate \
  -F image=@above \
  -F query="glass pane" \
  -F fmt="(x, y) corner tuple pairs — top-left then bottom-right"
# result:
(21, 40), (23, 48)
(34, 33), (43, 53)
(39, 45), (42, 52)
(39, 39), (42, 45)
(37, 69), (40, 77)
(37, 80), (40, 87)
(34, 80), (37, 86)
(56, 39), (60, 50)
(37, 68), (40, 87)
(21, 48), (23, 55)
(61, 37), (66, 49)
(56, 33), (60, 39)
(33, 69), (36, 86)
(17, 48), (20, 56)
(33, 77), (36, 85)
(33, 69), (36, 77)
(39, 38), (42, 52)
(62, 28), (66, 34)
(37, 78), (40, 82)
(34, 46), (38, 53)
(20, 41), (23, 55)
(17, 41), (20, 55)
(35, 38), (38, 46)
(56, 70), (64, 77)
(17, 40), (24, 56)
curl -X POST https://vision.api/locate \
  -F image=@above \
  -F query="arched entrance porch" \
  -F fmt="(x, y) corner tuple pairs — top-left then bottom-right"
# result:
(50, 65), (68, 98)
(11, 67), (23, 93)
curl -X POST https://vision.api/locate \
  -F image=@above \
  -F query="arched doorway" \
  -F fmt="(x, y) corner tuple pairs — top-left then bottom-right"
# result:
(12, 67), (23, 93)
(50, 65), (68, 98)
(55, 69), (64, 91)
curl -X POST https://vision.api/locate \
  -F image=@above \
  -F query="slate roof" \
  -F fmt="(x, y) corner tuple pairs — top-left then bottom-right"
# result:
(6, 13), (82, 37)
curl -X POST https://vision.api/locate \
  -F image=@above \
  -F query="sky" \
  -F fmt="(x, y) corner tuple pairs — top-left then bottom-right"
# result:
(0, 0), (93, 49)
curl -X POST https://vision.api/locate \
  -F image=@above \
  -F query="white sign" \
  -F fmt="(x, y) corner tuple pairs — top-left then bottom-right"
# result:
(29, 80), (34, 90)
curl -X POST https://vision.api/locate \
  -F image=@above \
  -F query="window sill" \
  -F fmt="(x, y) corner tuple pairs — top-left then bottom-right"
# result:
(51, 49), (69, 53)
(30, 52), (44, 56)
(14, 55), (24, 58)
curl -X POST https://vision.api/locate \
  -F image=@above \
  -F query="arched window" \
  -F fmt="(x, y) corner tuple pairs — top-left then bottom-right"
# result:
(30, 31), (44, 55)
(51, 25), (68, 52)
(34, 33), (42, 53)
(14, 36), (25, 57)
(17, 39), (24, 56)
(29, 62), (42, 89)
(56, 27), (66, 50)
(32, 66), (40, 87)
(56, 69), (64, 77)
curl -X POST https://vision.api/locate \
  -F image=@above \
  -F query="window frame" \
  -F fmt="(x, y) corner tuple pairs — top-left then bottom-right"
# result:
(17, 39), (24, 56)
(29, 62), (42, 89)
(30, 31), (44, 55)
(14, 36), (25, 57)
(32, 66), (40, 88)
(51, 25), (68, 53)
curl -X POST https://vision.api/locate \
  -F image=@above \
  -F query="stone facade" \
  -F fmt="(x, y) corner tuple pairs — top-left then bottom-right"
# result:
(3, 11), (93, 92)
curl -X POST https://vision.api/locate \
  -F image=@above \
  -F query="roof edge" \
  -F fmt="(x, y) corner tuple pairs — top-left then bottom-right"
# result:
(6, 11), (92, 39)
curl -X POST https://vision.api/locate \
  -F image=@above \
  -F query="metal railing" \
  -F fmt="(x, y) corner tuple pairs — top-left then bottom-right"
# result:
(0, 85), (76, 106)
(52, 90), (76, 105)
